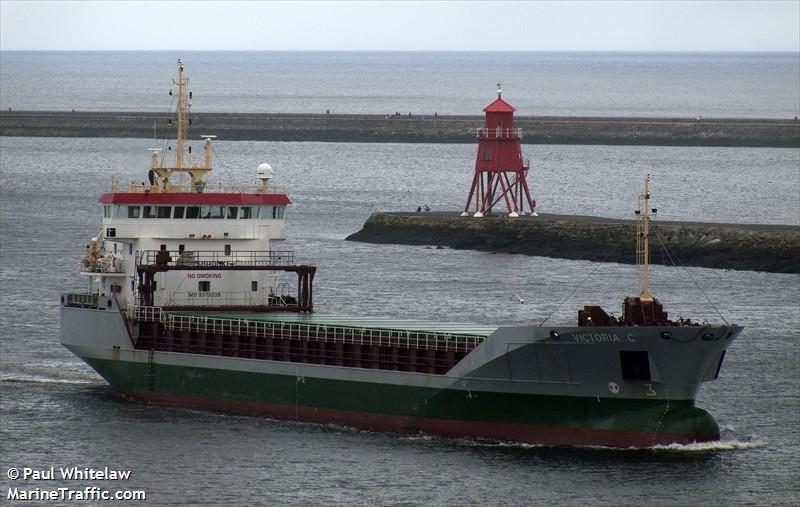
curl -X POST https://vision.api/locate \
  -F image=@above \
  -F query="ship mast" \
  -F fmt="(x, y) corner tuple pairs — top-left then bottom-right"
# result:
(150, 59), (214, 192)
(175, 59), (187, 171)
(636, 174), (653, 302)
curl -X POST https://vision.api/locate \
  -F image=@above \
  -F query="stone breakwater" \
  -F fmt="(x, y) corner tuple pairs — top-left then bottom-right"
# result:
(346, 212), (800, 274)
(2, 111), (798, 147)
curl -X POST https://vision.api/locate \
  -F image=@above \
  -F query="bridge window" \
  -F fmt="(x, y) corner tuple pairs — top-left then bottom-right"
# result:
(258, 206), (273, 219)
(199, 281), (210, 292)
(201, 205), (225, 219)
(275, 206), (285, 219)
(186, 206), (200, 219)
(227, 207), (238, 219)
(240, 207), (252, 219)
(157, 206), (171, 218)
(103, 205), (111, 218)
(251, 281), (258, 292)
(114, 205), (124, 218)
(143, 206), (156, 219)
(173, 206), (185, 219)
(127, 206), (140, 219)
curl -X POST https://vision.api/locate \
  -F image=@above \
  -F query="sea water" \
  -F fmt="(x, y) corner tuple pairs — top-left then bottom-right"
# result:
(1, 51), (799, 117)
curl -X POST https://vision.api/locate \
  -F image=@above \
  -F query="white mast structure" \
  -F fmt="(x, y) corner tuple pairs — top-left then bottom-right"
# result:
(635, 174), (655, 302)
(149, 59), (215, 193)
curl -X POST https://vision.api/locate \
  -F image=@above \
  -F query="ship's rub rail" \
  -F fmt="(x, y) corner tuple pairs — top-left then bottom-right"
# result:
(131, 306), (486, 353)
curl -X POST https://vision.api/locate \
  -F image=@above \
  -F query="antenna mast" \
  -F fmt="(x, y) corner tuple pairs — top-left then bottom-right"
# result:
(636, 174), (653, 301)
(150, 60), (213, 192)
(175, 59), (187, 170)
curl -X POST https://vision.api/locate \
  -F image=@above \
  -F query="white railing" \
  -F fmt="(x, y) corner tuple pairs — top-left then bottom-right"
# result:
(81, 258), (126, 274)
(130, 306), (486, 353)
(64, 293), (100, 308)
(140, 249), (296, 267)
(109, 178), (287, 195)
(476, 127), (523, 139)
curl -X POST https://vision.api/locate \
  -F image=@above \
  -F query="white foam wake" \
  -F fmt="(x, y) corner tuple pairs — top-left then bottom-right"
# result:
(0, 373), (101, 386)
(412, 436), (765, 452)
(648, 439), (766, 452)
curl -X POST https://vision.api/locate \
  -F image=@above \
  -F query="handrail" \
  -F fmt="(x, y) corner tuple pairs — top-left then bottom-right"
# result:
(64, 293), (100, 308)
(130, 305), (486, 353)
(138, 250), (297, 268)
(476, 127), (523, 139)
(81, 258), (126, 274)
(110, 178), (287, 195)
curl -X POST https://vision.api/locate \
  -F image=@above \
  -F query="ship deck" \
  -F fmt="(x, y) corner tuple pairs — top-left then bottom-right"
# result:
(167, 311), (497, 337)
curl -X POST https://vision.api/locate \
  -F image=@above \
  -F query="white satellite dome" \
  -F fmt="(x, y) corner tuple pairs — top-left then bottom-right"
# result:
(256, 163), (273, 181)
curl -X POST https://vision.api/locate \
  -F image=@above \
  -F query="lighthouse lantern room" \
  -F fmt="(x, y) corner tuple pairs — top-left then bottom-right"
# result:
(461, 86), (537, 218)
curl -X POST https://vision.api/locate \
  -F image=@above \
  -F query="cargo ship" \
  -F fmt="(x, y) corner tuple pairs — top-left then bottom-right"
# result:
(60, 61), (742, 448)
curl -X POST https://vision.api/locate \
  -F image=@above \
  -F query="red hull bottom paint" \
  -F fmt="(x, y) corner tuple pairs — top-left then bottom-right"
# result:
(120, 389), (716, 448)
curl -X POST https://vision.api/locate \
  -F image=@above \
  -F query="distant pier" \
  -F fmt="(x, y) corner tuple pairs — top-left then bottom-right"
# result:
(346, 212), (800, 274)
(1, 110), (798, 147)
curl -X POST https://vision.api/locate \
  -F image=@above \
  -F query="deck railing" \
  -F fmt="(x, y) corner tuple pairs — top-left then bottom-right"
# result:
(64, 293), (100, 308)
(476, 127), (523, 139)
(130, 305), (486, 353)
(81, 258), (126, 274)
(139, 250), (296, 268)
(109, 178), (287, 195)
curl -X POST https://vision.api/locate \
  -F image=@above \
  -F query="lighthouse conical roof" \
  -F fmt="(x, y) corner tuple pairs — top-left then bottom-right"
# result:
(483, 97), (516, 113)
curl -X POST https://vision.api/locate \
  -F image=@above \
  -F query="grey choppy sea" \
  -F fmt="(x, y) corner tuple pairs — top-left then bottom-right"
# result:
(1, 51), (799, 117)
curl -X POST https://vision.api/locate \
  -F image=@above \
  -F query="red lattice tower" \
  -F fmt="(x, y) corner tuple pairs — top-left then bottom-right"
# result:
(461, 87), (537, 218)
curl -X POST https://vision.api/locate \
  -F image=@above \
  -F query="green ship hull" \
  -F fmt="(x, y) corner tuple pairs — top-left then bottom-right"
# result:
(84, 355), (719, 448)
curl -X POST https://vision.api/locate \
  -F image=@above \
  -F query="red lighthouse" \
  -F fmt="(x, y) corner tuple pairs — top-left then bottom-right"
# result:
(462, 86), (536, 217)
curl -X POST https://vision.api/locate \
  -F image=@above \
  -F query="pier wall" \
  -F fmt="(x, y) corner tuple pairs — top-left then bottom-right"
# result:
(346, 212), (800, 274)
(2, 111), (799, 147)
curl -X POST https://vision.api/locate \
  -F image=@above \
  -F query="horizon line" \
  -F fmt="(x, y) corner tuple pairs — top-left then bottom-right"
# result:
(2, 48), (799, 53)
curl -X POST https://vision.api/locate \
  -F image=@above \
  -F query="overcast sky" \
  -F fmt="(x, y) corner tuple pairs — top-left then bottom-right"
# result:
(1, 0), (798, 52)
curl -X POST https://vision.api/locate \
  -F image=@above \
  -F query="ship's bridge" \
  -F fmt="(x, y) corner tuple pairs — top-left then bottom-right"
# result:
(99, 190), (290, 241)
